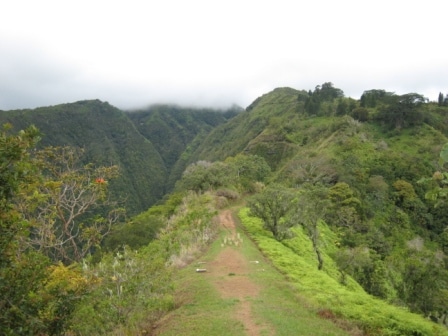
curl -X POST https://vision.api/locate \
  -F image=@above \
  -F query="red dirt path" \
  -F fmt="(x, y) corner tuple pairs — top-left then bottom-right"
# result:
(204, 210), (273, 336)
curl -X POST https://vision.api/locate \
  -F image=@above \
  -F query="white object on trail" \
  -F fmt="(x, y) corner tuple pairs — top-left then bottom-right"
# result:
(196, 268), (207, 273)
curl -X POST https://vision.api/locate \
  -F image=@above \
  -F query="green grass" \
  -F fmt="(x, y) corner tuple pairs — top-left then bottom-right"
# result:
(239, 208), (448, 336)
(156, 210), (352, 336)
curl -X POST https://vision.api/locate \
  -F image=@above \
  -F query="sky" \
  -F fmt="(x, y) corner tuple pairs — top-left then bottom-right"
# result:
(1, 0), (448, 111)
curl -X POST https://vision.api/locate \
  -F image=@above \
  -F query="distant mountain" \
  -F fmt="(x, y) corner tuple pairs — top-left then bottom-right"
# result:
(191, 87), (304, 169)
(126, 104), (241, 190)
(0, 100), (240, 214)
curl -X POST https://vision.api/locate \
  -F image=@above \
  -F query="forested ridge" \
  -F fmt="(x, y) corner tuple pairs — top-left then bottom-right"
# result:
(2, 83), (448, 335)
(0, 101), (238, 215)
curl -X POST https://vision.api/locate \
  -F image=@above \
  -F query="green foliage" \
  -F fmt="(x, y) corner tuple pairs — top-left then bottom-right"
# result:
(225, 154), (271, 192)
(18, 146), (126, 264)
(176, 154), (271, 194)
(192, 87), (301, 164)
(247, 185), (295, 240)
(440, 143), (448, 163)
(360, 89), (394, 108)
(292, 184), (331, 270)
(4, 85), (448, 332)
(126, 104), (238, 191)
(282, 151), (338, 186)
(239, 208), (448, 335)
(0, 124), (40, 253)
(39, 262), (91, 334)
(0, 101), (168, 215)
(418, 143), (448, 229)
(350, 107), (369, 121)
(385, 237), (448, 316)
(74, 246), (174, 335)
(104, 213), (163, 251)
(176, 160), (231, 193)
(0, 125), (46, 335)
(334, 247), (390, 298)
(376, 93), (427, 130)
(438, 92), (445, 107)
(70, 191), (219, 334)
(0, 126), (91, 335)
(304, 82), (344, 115)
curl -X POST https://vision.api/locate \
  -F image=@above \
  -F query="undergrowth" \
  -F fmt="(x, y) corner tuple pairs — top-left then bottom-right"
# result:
(239, 207), (448, 336)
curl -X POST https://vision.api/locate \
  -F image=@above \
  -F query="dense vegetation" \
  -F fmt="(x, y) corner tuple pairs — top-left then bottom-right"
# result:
(2, 83), (448, 334)
(0, 101), (238, 215)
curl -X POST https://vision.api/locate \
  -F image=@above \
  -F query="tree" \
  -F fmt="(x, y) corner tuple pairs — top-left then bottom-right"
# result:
(377, 93), (426, 129)
(336, 99), (349, 116)
(0, 124), (48, 334)
(319, 82), (344, 101)
(327, 182), (363, 233)
(247, 185), (294, 240)
(350, 107), (369, 122)
(438, 92), (444, 106)
(225, 154), (271, 191)
(0, 124), (41, 258)
(360, 89), (393, 108)
(18, 146), (125, 263)
(177, 160), (232, 193)
(285, 153), (338, 186)
(304, 94), (321, 115)
(419, 143), (448, 205)
(0, 126), (90, 335)
(293, 185), (330, 270)
(394, 241), (448, 316)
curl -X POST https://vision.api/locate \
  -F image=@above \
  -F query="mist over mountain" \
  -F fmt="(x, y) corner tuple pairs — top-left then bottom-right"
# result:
(0, 99), (240, 214)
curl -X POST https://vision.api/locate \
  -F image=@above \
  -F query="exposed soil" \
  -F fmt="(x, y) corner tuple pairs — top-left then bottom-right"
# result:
(204, 210), (273, 336)
(153, 210), (273, 336)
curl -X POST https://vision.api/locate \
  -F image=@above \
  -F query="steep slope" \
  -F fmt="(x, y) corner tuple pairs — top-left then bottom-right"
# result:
(191, 87), (305, 169)
(126, 104), (240, 190)
(177, 86), (448, 327)
(0, 100), (241, 214)
(0, 100), (167, 215)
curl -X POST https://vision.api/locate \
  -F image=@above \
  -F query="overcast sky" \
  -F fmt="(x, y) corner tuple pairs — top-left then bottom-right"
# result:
(1, 0), (447, 111)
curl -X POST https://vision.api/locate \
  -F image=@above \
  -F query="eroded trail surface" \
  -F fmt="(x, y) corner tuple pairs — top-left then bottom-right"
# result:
(205, 210), (273, 336)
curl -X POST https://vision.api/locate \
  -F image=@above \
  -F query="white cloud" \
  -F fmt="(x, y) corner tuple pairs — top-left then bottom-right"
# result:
(1, 0), (447, 110)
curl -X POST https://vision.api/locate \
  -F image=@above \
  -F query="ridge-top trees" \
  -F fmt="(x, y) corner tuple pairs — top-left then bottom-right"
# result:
(247, 184), (294, 240)
(377, 93), (427, 129)
(293, 184), (331, 270)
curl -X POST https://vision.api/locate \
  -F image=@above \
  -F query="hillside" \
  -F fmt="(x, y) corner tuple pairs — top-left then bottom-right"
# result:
(126, 104), (241, 191)
(0, 100), (238, 214)
(173, 85), (448, 332)
(3, 84), (448, 335)
(191, 87), (304, 166)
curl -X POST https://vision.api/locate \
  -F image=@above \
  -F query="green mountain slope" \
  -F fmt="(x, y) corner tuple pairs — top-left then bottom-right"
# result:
(191, 88), (303, 168)
(0, 100), (167, 215)
(4, 85), (448, 334)
(126, 104), (240, 190)
(0, 100), (239, 215)
(176, 86), (448, 330)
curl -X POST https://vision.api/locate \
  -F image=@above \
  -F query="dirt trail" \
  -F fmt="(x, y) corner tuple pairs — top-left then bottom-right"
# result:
(204, 210), (273, 336)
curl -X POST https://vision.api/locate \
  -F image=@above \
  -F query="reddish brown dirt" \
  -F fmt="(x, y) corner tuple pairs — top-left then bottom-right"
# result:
(203, 210), (273, 336)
